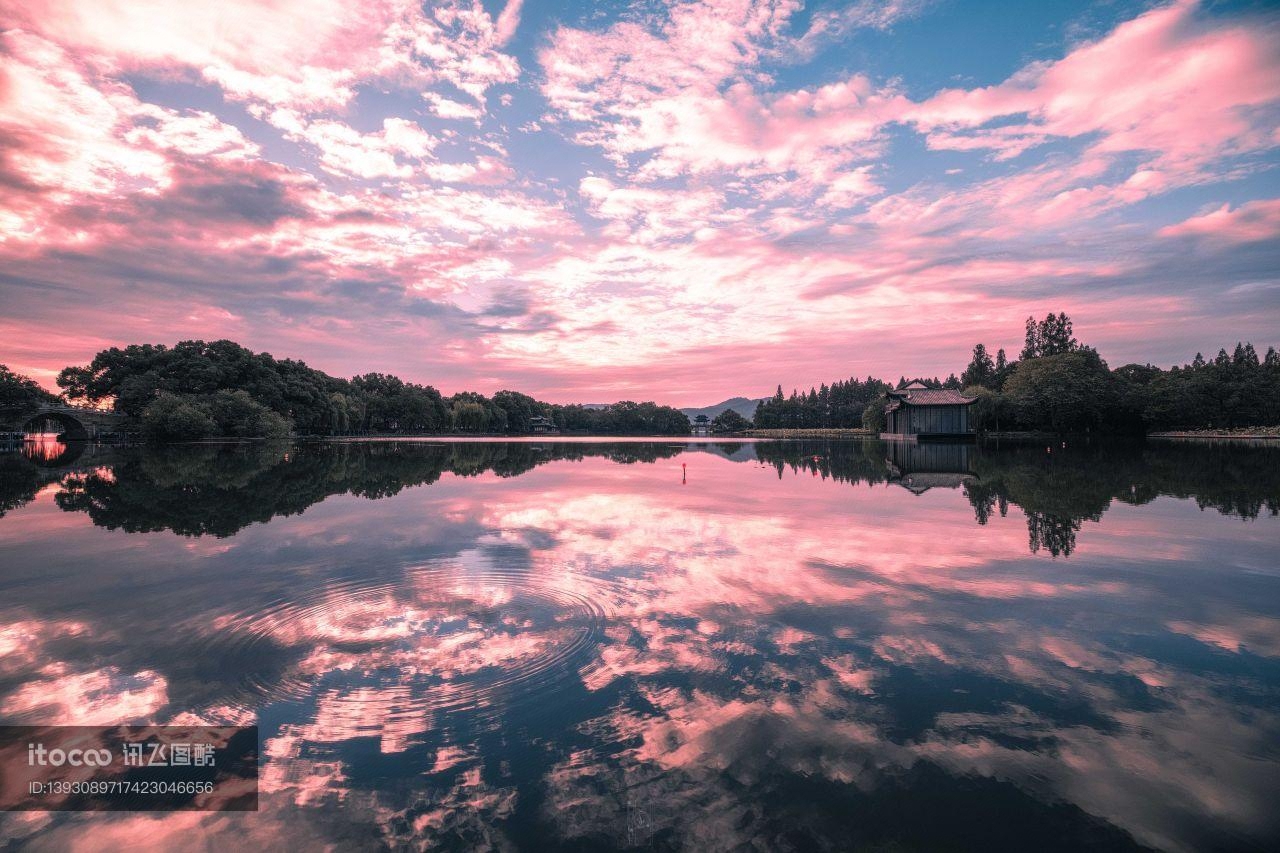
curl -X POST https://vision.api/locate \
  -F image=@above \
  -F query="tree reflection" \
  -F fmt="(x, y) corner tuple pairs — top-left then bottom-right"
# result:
(4, 438), (1277, 554)
(965, 440), (1280, 556)
(0, 455), (43, 519)
(47, 442), (685, 537)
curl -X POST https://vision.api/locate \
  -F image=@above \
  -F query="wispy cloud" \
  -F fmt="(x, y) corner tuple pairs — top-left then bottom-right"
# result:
(0, 0), (1277, 402)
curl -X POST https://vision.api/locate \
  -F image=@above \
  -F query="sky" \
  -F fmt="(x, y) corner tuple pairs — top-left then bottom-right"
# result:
(1, 0), (1278, 406)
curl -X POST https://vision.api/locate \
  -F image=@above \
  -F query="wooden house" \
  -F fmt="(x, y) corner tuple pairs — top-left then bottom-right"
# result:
(881, 382), (977, 441)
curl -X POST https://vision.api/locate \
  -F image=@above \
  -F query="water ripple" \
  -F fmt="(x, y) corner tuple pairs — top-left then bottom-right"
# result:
(193, 562), (622, 726)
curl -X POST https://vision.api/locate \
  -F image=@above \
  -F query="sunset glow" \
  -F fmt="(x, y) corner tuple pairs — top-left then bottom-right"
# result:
(2, 0), (1278, 403)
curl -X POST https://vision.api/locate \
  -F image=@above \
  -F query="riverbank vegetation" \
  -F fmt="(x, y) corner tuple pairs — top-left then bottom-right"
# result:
(7, 314), (1277, 440)
(748, 313), (1278, 436)
(1, 363), (60, 419)
(742, 428), (873, 438)
(50, 341), (691, 440)
(959, 314), (1280, 433)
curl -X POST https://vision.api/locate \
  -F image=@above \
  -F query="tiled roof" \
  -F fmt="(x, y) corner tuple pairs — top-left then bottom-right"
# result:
(887, 388), (977, 406)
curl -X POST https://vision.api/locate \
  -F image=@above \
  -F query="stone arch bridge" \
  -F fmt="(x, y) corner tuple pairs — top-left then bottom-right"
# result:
(3, 405), (129, 440)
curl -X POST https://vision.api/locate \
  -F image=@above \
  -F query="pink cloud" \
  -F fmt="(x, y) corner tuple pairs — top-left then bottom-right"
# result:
(1159, 198), (1280, 245)
(2, 0), (521, 115)
(280, 117), (440, 180)
(493, 0), (524, 47)
(1, 0), (1276, 403)
(912, 0), (1280, 177)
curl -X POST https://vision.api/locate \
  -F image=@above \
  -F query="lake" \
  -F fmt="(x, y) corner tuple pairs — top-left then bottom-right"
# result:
(1, 437), (1277, 851)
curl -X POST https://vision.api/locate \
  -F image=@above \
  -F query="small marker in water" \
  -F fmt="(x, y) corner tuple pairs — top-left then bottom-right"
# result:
(682, 463), (686, 485)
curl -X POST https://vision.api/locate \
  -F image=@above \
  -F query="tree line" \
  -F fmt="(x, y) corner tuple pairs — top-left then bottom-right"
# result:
(957, 313), (1280, 433)
(41, 340), (690, 440)
(8, 316), (1278, 440)
(753, 376), (892, 429)
(1, 363), (60, 415)
(746, 312), (1277, 434)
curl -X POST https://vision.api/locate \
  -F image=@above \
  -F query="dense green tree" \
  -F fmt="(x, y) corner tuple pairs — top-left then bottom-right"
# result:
(352, 373), (448, 433)
(0, 364), (60, 414)
(754, 376), (889, 429)
(711, 409), (751, 433)
(138, 391), (290, 441)
(206, 390), (292, 438)
(1128, 341), (1280, 430)
(962, 385), (1013, 432)
(493, 390), (549, 434)
(546, 401), (689, 435)
(955, 317), (1277, 433)
(59, 341), (345, 428)
(861, 399), (886, 433)
(1003, 349), (1128, 432)
(141, 393), (218, 441)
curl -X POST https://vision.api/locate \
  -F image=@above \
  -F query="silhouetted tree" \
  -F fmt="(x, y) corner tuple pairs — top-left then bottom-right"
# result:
(961, 344), (996, 389)
(0, 364), (60, 415)
(1020, 313), (1078, 360)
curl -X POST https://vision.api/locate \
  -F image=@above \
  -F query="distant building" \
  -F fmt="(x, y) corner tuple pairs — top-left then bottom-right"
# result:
(692, 414), (711, 436)
(529, 415), (558, 435)
(881, 382), (977, 441)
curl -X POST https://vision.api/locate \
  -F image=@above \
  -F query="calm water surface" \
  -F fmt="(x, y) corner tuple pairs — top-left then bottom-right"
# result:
(0, 438), (1278, 851)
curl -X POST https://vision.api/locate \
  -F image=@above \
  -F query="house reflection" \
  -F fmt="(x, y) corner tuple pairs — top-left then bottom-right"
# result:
(885, 441), (977, 495)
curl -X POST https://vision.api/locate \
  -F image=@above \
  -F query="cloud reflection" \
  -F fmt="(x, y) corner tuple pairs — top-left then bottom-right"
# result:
(0, 440), (1277, 849)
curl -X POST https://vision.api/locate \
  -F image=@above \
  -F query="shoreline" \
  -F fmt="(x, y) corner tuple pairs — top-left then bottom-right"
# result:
(740, 428), (875, 438)
(1149, 429), (1280, 440)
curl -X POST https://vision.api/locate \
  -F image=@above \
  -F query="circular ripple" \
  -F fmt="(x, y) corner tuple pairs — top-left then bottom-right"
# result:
(194, 563), (620, 723)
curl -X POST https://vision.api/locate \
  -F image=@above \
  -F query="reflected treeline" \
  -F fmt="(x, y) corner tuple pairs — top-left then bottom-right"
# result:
(755, 439), (896, 485)
(966, 439), (1280, 556)
(0, 455), (45, 520)
(40, 441), (684, 537)
(753, 438), (1280, 557)
(3, 438), (1277, 554)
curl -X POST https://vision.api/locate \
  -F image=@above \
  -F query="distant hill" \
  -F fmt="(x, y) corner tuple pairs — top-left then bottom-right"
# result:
(679, 397), (764, 422)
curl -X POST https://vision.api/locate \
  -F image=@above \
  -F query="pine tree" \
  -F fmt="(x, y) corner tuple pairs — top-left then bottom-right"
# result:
(961, 343), (996, 388)
(1021, 316), (1040, 360)
(1020, 312), (1078, 359)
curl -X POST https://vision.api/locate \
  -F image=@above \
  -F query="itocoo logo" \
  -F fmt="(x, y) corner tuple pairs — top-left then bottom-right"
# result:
(27, 743), (113, 767)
